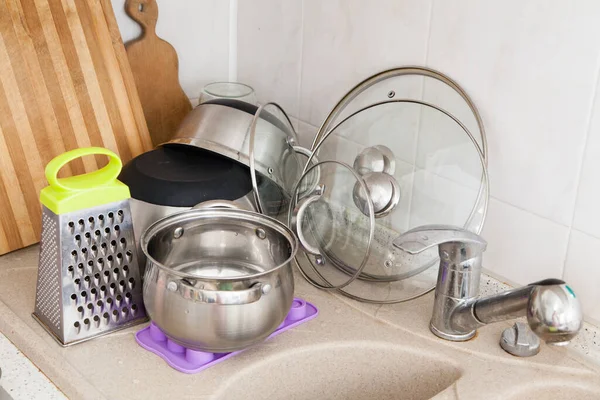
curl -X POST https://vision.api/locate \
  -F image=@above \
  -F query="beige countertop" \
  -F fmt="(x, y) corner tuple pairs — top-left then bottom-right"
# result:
(1, 245), (600, 400)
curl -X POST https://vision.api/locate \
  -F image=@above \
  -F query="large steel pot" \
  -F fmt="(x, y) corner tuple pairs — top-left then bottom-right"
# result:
(167, 99), (312, 199)
(141, 206), (297, 352)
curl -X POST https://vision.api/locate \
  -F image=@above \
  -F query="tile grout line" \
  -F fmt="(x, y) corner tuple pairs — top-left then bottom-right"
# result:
(407, 0), (436, 228)
(294, 0), (306, 129)
(560, 52), (600, 279)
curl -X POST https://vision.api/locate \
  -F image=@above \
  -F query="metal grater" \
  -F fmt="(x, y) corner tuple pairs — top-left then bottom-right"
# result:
(33, 147), (147, 346)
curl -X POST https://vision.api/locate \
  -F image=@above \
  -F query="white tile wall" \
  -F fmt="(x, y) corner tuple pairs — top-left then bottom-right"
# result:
(298, 0), (433, 127)
(111, 0), (600, 322)
(237, 0), (303, 117)
(564, 230), (600, 325)
(427, 1), (600, 227)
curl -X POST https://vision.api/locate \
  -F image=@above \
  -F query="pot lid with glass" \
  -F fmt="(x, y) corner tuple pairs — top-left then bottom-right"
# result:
(286, 66), (489, 303)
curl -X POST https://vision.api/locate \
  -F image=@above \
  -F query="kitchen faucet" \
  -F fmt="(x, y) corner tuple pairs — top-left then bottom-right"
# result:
(393, 225), (582, 345)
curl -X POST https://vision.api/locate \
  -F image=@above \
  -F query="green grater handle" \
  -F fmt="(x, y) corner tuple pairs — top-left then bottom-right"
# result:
(40, 147), (130, 215)
(46, 147), (122, 192)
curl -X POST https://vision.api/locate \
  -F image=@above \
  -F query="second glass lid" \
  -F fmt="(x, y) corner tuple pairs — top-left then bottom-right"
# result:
(296, 99), (488, 302)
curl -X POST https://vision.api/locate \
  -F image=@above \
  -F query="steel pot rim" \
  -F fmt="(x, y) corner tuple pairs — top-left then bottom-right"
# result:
(140, 208), (299, 281)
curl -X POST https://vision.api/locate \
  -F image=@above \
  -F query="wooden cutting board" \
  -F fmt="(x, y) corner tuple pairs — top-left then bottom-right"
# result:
(124, 0), (192, 146)
(0, 0), (153, 255)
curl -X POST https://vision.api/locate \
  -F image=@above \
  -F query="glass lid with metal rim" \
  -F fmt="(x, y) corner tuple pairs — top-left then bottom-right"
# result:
(312, 66), (487, 163)
(288, 160), (375, 290)
(248, 102), (305, 220)
(296, 98), (488, 303)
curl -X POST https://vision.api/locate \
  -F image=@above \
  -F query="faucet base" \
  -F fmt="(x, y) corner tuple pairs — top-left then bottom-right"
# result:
(430, 322), (476, 342)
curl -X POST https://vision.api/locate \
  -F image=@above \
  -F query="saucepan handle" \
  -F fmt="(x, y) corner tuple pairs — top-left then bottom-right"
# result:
(176, 279), (270, 305)
(293, 188), (324, 257)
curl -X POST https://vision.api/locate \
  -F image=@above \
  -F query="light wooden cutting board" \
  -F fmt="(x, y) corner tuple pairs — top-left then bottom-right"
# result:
(0, 0), (152, 255)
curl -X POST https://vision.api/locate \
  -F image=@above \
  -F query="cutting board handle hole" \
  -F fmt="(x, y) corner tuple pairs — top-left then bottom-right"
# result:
(138, 4), (144, 12)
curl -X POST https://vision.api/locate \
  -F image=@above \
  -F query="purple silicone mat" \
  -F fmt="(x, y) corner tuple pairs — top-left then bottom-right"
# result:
(135, 298), (318, 374)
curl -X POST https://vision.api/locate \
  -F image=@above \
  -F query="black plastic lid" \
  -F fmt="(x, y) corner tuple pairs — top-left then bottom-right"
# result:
(119, 144), (252, 207)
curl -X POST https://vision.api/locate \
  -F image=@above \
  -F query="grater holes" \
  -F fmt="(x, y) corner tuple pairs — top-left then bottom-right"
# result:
(125, 251), (133, 262)
(100, 285), (107, 296)
(116, 253), (123, 265)
(119, 280), (125, 291)
(88, 216), (95, 228)
(97, 299), (103, 307)
(97, 258), (104, 271)
(93, 315), (100, 327)
(78, 263), (84, 274)
(131, 304), (138, 316)
(116, 294), (122, 306)
(74, 278), (81, 289)
(117, 210), (124, 222)
(74, 234), (81, 247)
(83, 275), (91, 288)
(109, 282), (116, 295)
(107, 255), (114, 267)
(125, 292), (132, 303)
(122, 265), (129, 277)
(103, 270), (110, 283)
(90, 287), (97, 297)
(128, 277), (135, 289)
(81, 290), (87, 299)
(87, 260), (94, 273)
(35, 211), (61, 331)
(106, 297), (113, 306)
(68, 265), (74, 278)
(84, 232), (91, 245)
(78, 219), (85, 231)
(121, 307), (129, 317)
(114, 225), (120, 236)
(113, 268), (119, 280)
(119, 237), (127, 249)
(77, 305), (84, 318)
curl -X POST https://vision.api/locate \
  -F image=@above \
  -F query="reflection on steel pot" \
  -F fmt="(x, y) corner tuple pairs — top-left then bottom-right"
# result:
(141, 206), (298, 352)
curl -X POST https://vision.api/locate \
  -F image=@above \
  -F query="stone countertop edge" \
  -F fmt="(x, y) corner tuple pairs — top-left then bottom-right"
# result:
(0, 331), (66, 400)
(0, 301), (102, 400)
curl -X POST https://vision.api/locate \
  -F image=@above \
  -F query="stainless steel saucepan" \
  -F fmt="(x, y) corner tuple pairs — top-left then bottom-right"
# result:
(141, 203), (298, 352)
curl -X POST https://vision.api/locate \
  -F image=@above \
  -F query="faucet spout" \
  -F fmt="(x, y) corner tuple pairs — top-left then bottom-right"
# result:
(450, 279), (581, 344)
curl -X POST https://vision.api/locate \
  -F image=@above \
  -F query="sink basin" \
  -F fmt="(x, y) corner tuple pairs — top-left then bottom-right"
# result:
(213, 341), (461, 400)
(504, 384), (600, 400)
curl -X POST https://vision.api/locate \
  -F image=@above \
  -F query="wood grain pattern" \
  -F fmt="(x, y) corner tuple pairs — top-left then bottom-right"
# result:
(124, 0), (191, 147)
(0, 0), (152, 255)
